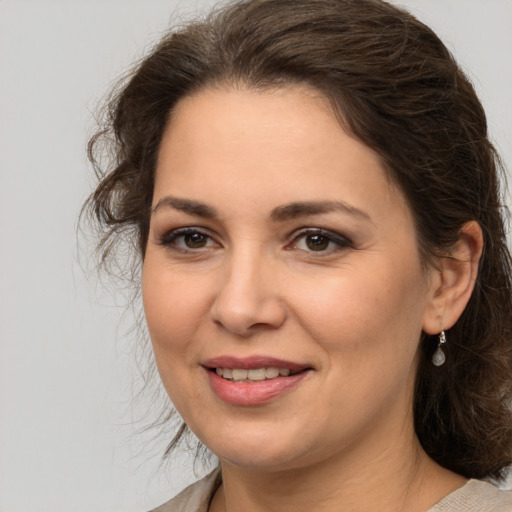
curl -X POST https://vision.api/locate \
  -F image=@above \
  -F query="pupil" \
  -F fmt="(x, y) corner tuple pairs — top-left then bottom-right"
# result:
(306, 234), (329, 251)
(185, 233), (206, 248)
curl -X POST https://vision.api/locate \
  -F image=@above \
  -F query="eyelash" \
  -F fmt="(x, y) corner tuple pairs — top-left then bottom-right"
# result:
(156, 227), (353, 254)
(157, 227), (216, 251)
(288, 228), (353, 254)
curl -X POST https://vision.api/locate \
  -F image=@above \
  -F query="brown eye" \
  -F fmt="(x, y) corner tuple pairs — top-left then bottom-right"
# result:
(290, 229), (352, 254)
(184, 232), (208, 248)
(305, 234), (330, 251)
(158, 228), (218, 251)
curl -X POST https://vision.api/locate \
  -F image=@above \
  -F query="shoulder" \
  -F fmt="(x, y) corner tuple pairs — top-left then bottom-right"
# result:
(149, 468), (222, 512)
(428, 479), (512, 512)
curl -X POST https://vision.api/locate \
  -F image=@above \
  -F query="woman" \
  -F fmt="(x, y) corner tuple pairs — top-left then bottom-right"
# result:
(85, 0), (512, 510)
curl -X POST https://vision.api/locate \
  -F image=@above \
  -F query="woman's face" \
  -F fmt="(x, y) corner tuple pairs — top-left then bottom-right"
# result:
(143, 86), (438, 471)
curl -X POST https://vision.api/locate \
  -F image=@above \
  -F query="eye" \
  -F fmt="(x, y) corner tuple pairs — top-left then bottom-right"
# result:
(290, 229), (352, 253)
(157, 227), (218, 251)
(181, 232), (210, 249)
(300, 233), (331, 251)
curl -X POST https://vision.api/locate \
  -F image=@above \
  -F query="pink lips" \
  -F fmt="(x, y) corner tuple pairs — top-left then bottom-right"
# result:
(203, 356), (311, 406)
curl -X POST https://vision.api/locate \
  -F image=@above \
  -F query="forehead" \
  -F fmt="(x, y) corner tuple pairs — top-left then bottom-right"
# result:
(154, 85), (407, 224)
(161, 84), (339, 164)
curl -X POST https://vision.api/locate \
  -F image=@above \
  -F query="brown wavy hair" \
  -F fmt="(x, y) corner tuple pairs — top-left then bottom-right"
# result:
(85, 0), (512, 479)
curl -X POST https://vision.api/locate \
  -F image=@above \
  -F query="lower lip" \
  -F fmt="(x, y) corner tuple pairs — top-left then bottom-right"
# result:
(206, 369), (310, 406)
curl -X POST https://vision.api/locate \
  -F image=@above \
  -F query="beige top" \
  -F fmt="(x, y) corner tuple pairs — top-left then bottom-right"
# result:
(150, 468), (512, 512)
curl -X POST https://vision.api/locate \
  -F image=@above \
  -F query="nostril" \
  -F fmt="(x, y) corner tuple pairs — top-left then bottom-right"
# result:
(210, 299), (287, 336)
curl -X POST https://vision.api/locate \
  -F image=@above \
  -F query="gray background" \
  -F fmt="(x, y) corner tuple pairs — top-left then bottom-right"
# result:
(1, 1), (511, 511)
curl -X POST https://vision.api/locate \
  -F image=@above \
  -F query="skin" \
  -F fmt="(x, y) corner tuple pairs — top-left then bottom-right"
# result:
(142, 85), (482, 511)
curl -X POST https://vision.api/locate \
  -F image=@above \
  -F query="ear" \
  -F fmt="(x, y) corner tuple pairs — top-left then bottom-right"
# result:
(422, 221), (484, 334)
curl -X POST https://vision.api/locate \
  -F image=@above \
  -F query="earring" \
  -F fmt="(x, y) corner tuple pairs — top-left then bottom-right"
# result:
(432, 329), (446, 367)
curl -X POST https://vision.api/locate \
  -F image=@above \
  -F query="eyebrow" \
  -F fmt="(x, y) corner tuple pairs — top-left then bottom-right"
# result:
(270, 200), (372, 223)
(152, 196), (218, 218)
(151, 196), (372, 223)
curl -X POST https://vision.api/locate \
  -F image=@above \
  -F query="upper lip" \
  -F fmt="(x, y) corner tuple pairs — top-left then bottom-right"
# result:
(203, 356), (311, 372)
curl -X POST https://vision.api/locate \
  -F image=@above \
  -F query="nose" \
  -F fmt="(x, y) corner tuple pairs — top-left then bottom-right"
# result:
(209, 250), (286, 337)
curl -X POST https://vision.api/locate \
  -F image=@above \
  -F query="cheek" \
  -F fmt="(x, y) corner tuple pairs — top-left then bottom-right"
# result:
(291, 269), (426, 424)
(287, 263), (427, 359)
(142, 263), (211, 357)
(141, 264), (213, 407)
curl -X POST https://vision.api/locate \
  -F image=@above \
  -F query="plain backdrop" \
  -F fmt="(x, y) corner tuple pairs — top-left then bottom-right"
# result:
(1, 1), (511, 511)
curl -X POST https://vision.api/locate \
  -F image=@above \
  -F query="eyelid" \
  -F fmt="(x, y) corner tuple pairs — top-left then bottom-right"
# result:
(288, 227), (353, 251)
(155, 225), (352, 253)
(156, 226), (219, 249)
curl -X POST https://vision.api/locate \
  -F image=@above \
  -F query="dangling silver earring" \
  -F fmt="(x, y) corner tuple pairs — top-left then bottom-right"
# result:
(432, 329), (446, 366)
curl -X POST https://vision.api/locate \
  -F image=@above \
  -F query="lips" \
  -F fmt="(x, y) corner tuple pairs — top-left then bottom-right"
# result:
(203, 356), (309, 373)
(203, 356), (312, 406)
(215, 367), (292, 381)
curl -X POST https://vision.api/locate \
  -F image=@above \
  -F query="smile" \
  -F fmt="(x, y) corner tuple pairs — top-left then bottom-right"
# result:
(203, 356), (312, 406)
(215, 367), (292, 381)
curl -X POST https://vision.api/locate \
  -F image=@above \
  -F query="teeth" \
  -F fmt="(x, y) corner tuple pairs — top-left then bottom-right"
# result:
(247, 368), (266, 381)
(265, 367), (280, 379)
(215, 367), (296, 381)
(232, 369), (248, 381)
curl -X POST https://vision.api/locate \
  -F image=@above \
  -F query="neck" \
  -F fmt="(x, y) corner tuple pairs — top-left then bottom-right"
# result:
(209, 423), (465, 512)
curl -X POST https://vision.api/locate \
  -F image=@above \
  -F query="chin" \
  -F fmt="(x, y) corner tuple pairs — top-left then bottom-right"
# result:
(217, 445), (308, 472)
(193, 420), (323, 472)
